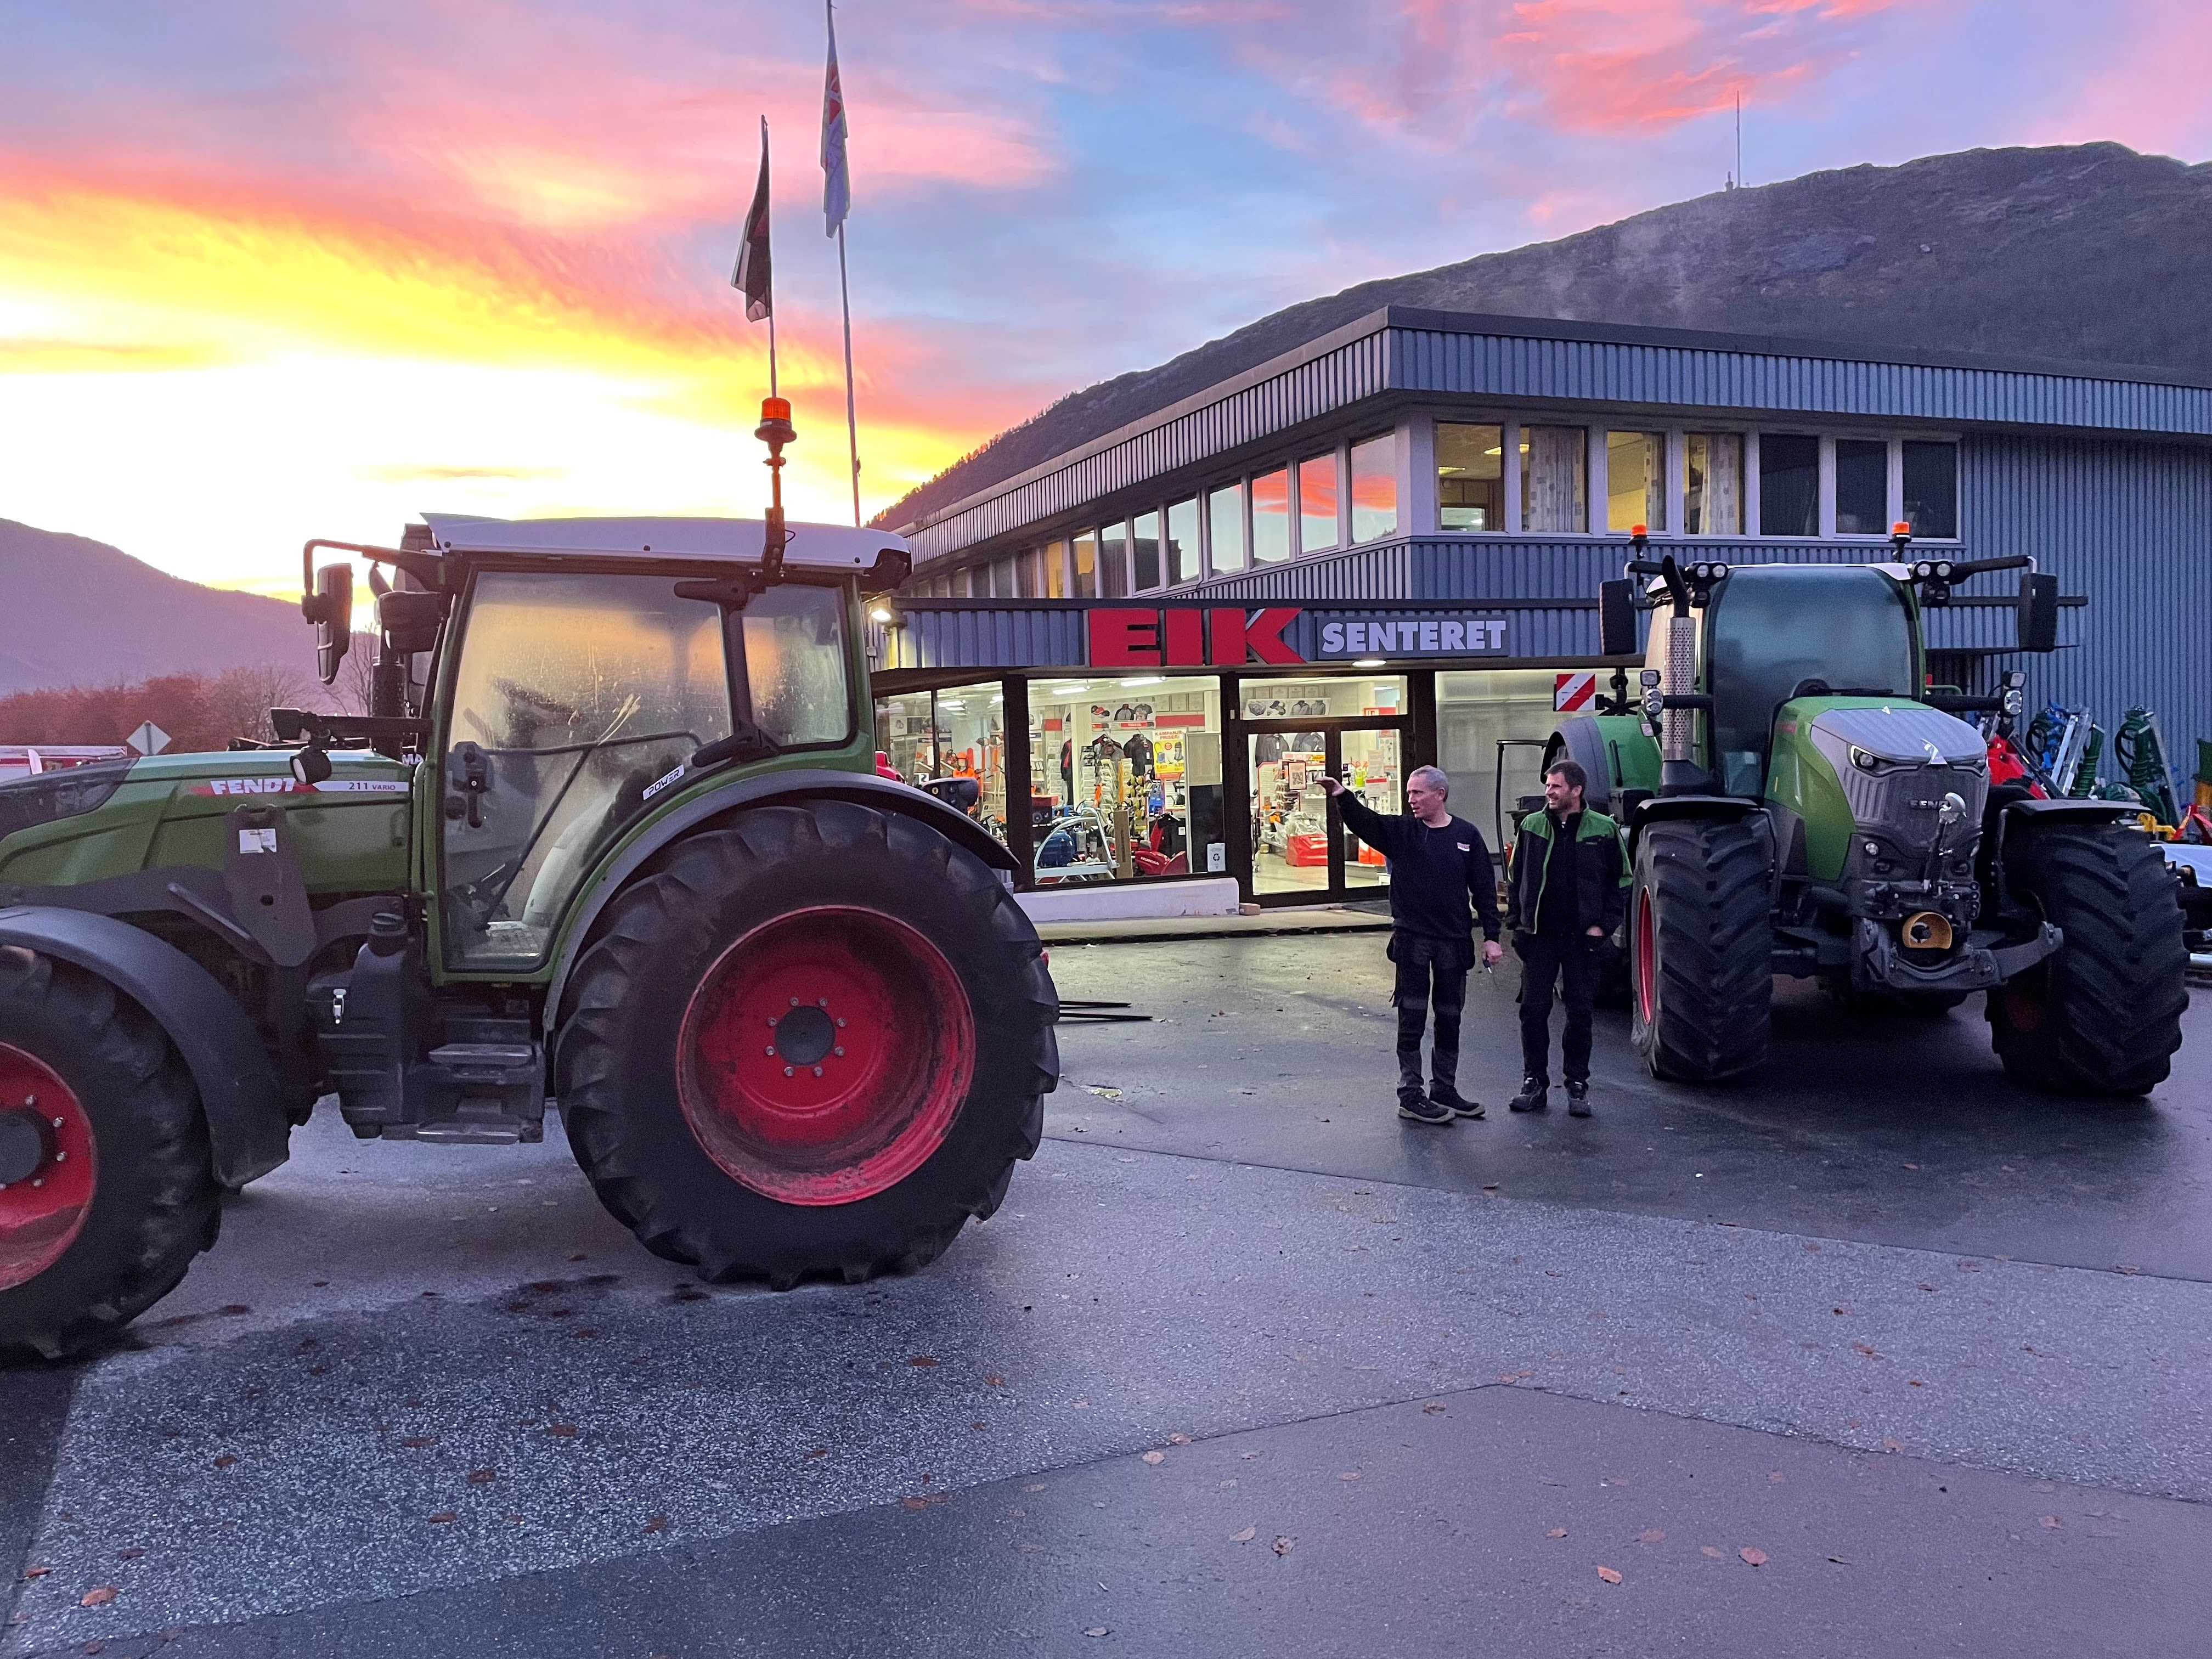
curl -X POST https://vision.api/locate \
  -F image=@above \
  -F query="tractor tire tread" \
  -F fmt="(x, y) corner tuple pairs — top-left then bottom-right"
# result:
(1632, 817), (1773, 1082)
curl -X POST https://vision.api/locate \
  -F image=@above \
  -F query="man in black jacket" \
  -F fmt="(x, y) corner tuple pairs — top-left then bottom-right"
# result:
(1322, 766), (1503, 1125)
(1502, 759), (1630, 1116)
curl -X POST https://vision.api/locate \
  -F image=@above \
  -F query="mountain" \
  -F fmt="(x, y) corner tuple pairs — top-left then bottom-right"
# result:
(885, 142), (2211, 530)
(0, 517), (313, 695)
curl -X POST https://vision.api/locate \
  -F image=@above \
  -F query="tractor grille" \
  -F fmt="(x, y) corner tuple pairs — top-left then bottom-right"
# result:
(1837, 763), (1989, 846)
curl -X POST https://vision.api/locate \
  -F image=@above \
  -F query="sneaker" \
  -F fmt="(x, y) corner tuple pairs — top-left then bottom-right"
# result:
(1431, 1085), (1485, 1120)
(1397, 1091), (1455, 1126)
(1566, 1080), (1592, 1117)
(1508, 1076), (1549, 1113)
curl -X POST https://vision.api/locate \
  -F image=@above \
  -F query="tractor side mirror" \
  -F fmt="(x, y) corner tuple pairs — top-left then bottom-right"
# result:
(1598, 579), (1639, 657)
(2017, 573), (2059, 653)
(308, 563), (353, 686)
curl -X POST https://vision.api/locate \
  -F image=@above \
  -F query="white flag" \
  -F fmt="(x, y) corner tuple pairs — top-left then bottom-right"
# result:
(821, 2), (850, 235)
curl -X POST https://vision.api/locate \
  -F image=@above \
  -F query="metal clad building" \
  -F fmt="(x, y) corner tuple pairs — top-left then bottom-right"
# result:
(872, 307), (2210, 905)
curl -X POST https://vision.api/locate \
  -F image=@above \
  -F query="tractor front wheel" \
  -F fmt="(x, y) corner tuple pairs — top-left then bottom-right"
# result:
(0, 948), (219, 1361)
(554, 801), (1058, 1288)
(1988, 825), (2187, 1096)
(1628, 818), (1773, 1082)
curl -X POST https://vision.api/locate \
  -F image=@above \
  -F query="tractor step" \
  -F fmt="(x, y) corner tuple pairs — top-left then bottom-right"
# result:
(373, 1042), (547, 1145)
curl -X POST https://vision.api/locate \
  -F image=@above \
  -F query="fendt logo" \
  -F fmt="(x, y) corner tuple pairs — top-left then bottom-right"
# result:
(1087, 607), (1304, 668)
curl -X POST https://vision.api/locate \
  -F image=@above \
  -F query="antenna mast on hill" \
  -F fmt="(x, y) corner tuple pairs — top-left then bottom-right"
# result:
(1735, 93), (1744, 189)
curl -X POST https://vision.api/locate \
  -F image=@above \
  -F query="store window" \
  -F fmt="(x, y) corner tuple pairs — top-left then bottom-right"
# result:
(1043, 539), (1068, 599)
(1132, 510), (1163, 592)
(1027, 674), (1223, 884)
(1245, 676), (1404, 896)
(1098, 521), (1128, 597)
(1299, 453), (1340, 554)
(1251, 468), (1291, 563)
(1605, 431), (1666, 533)
(1207, 482), (1246, 573)
(1835, 438), (1888, 535)
(1684, 433), (1743, 535)
(1902, 441), (1958, 538)
(1072, 529), (1098, 597)
(932, 681), (1010, 839)
(1759, 433), (1819, 537)
(1166, 498), (1200, 585)
(1348, 432), (1398, 543)
(876, 690), (937, 781)
(1436, 669), (1577, 849)
(1521, 426), (1587, 533)
(1436, 422), (1505, 531)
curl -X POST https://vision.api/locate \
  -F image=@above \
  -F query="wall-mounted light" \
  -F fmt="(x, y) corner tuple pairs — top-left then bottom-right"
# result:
(869, 603), (900, 625)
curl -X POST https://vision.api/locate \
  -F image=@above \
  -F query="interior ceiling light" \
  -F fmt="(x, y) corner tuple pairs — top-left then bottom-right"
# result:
(1353, 657), (1385, 667)
(1119, 676), (1164, 687)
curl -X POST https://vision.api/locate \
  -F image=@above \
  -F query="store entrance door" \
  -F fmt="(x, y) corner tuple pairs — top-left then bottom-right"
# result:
(1247, 719), (1405, 902)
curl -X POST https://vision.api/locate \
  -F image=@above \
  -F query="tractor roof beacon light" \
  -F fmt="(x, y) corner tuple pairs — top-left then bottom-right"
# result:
(755, 395), (797, 585)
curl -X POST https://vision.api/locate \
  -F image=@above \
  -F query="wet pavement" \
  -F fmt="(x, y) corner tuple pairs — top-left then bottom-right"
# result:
(2, 934), (2207, 1657)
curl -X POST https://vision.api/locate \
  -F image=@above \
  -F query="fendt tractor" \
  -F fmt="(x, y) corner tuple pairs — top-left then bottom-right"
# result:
(0, 407), (1059, 1359)
(1547, 530), (2188, 1092)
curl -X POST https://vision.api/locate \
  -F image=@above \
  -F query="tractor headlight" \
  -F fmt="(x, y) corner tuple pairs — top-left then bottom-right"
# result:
(0, 760), (132, 845)
(1849, 746), (1884, 772)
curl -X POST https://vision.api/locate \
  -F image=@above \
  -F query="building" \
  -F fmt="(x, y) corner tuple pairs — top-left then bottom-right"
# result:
(873, 307), (2212, 906)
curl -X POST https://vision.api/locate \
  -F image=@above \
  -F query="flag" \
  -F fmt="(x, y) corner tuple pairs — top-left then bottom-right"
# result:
(821, 3), (850, 235)
(731, 116), (772, 321)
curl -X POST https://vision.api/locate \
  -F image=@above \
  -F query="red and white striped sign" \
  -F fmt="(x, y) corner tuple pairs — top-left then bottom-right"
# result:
(1554, 672), (1598, 712)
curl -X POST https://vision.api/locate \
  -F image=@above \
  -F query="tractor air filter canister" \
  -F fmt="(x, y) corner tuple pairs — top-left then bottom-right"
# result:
(1663, 614), (1696, 763)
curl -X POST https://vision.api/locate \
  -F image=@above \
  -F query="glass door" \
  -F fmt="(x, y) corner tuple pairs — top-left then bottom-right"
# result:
(1245, 719), (1404, 901)
(1334, 727), (1401, 894)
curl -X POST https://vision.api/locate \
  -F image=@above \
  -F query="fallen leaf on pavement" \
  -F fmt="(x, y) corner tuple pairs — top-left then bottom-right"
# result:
(467, 1469), (496, 1485)
(1769, 1472), (1786, 1483)
(1639, 1529), (1665, 1543)
(22, 1567), (50, 1580)
(1168, 1433), (1192, 1444)
(1338, 1471), (1361, 1481)
(1739, 1548), (1768, 1567)
(1232, 1527), (1257, 1543)
(114, 1550), (143, 1562)
(428, 1512), (458, 1525)
(1142, 1451), (1165, 1465)
(1850, 1342), (1878, 1358)
(1422, 1402), (1446, 1415)
(2040, 1515), (2063, 1529)
(1700, 1547), (1726, 1559)
(80, 1587), (117, 1607)
(399, 1437), (437, 1449)
(1024, 1483), (1047, 1493)
(1272, 1536), (1295, 1556)
(1547, 1529), (1567, 1539)
(907, 1356), (940, 1368)
(1595, 1566), (1622, 1584)
(1880, 1438), (1905, 1453)
(985, 1374), (1006, 1387)
(1084, 1086), (1122, 1100)
(546, 1424), (578, 1438)
(642, 1516), (667, 1534)
(1084, 1628), (1110, 1638)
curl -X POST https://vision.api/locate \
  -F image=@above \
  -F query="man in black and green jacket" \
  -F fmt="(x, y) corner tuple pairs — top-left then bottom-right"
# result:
(1502, 759), (1630, 1116)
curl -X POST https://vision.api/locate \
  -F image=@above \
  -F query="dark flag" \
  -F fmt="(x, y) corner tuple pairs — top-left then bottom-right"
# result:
(731, 116), (772, 322)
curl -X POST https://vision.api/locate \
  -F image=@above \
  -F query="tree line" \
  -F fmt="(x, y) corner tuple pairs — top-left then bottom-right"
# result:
(0, 662), (319, 755)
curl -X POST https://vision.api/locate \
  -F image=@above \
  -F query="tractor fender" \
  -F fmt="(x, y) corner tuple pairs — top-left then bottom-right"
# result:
(543, 769), (1018, 1031)
(1548, 716), (1615, 814)
(1624, 794), (1769, 860)
(0, 905), (286, 1190)
(2000, 798), (2140, 827)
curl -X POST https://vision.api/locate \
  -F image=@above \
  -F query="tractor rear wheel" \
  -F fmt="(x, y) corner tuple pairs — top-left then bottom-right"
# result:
(0, 947), (219, 1361)
(1628, 818), (1773, 1082)
(555, 801), (1057, 1288)
(1988, 825), (2187, 1096)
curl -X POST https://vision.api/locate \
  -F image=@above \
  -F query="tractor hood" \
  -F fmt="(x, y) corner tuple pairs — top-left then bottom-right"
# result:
(1805, 704), (1988, 767)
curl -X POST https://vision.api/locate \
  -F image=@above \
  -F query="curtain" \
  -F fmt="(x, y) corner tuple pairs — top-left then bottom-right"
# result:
(1689, 433), (1743, 535)
(1523, 427), (1586, 532)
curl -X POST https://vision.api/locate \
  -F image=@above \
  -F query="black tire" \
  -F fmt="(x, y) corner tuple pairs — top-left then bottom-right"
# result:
(1628, 818), (1773, 1081)
(1988, 825), (2187, 1096)
(1592, 936), (1632, 1011)
(0, 947), (219, 1361)
(554, 801), (1058, 1289)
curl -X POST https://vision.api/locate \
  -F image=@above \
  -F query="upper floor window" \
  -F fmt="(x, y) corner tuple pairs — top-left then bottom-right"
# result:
(1605, 431), (1666, 533)
(1132, 510), (1163, 591)
(1166, 498), (1200, 584)
(1208, 482), (1246, 572)
(1298, 454), (1340, 554)
(1759, 434), (1819, 537)
(1835, 438), (1889, 535)
(1436, 422), (1503, 531)
(1071, 529), (1098, 597)
(1098, 520), (1128, 597)
(1903, 441), (1958, 538)
(1348, 433), (1398, 543)
(1684, 433), (1743, 535)
(1043, 539), (1068, 597)
(1522, 426), (1587, 533)
(1251, 467), (1291, 564)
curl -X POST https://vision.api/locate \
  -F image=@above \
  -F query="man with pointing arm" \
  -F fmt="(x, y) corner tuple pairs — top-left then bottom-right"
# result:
(1322, 765), (1503, 1125)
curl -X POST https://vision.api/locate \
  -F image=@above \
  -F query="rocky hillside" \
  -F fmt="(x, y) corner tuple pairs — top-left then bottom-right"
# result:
(0, 517), (311, 695)
(887, 142), (2210, 529)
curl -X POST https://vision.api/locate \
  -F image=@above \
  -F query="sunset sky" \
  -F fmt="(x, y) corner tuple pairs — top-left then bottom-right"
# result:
(2, 0), (2206, 602)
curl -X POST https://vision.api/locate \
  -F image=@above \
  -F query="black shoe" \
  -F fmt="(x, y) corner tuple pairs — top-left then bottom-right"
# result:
(1566, 1080), (1592, 1117)
(1432, 1085), (1485, 1120)
(1508, 1076), (1549, 1113)
(1397, 1091), (1454, 1125)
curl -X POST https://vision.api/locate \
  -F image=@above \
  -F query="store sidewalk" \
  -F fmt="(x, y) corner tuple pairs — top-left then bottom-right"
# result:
(1035, 901), (1391, 946)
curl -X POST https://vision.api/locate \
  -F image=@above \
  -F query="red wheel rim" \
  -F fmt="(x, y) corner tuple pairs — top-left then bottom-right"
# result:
(1634, 893), (1658, 1028)
(0, 1043), (96, 1292)
(678, 906), (977, 1206)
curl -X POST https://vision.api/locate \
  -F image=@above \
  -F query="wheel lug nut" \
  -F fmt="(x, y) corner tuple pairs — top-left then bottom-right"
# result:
(833, 1046), (844, 1057)
(764, 1046), (776, 1057)
(811, 1066), (823, 1077)
(836, 1018), (847, 1029)
(789, 997), (800, 1007)
(817, 998), (828, 1008)
(782, 1065), (794, 1077)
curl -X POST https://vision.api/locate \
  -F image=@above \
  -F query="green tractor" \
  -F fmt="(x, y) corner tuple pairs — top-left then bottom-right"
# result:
(0, 419), (1058, 1359)
(1549, 532), (2188, 1092)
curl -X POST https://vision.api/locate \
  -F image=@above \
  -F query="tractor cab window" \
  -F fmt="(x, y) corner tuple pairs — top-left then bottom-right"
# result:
(740, 583), (852, 749)
(1703, 566), (1916, 798)
(441, 572), (733, 970)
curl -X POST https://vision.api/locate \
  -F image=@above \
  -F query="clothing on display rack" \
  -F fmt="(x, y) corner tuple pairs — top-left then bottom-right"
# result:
(1124, 732), (1155, 780)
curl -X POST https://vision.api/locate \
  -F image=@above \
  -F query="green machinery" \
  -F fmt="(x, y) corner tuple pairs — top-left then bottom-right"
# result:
(1548, 532), (2188, 1092)
(0, 408), (1059, 1359)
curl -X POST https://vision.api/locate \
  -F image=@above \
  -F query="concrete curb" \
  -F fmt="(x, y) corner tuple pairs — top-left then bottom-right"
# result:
(1037, 909), (1392, 946)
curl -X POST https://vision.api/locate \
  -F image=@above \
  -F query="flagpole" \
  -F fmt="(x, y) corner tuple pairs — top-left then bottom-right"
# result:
(836, 223), (859, 526)
(763, 116), (780, 402)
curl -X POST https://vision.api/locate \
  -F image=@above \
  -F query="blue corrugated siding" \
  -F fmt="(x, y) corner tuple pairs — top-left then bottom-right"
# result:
(884, 606), (1087, 672)
(1961, 433), (2212, 764)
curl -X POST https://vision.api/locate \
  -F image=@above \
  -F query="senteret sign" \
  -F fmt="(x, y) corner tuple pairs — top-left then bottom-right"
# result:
(1085, 606), (1511, 668)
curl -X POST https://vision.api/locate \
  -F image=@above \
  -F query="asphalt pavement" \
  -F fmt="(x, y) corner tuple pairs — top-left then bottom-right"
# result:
(3, 934), (2207, 1658)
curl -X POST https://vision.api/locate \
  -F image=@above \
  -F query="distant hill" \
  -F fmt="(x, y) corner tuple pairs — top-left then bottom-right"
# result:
(0, 518), (313, 695)
(887, 142), (2211, 529)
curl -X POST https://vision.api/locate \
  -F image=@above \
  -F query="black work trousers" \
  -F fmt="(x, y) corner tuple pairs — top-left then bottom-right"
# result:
(1392, 955), (1468, 1098)
(1515, 932), (1598, 1086)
